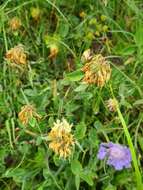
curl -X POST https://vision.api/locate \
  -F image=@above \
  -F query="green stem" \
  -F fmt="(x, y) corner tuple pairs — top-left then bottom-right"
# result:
(110, 85), (142, 189)
(117, 108), (142, 189)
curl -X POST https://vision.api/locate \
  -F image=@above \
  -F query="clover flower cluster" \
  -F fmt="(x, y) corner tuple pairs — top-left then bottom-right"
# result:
(5, 44), (27, 65)
(48, 118), (75, 158)
(81, 52), (111, 87)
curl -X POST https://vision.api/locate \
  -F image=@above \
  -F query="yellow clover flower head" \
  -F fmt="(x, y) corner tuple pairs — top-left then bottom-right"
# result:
(82, 54), (111, 87)
(48, 118), (74, 159)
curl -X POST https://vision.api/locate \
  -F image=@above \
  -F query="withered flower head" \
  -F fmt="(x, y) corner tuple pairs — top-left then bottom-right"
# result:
(106, 98), (117, 112)
(5, 44), (27, 65)
(81, 49), (93, 63)
(82, 54), (111, 87)
(48, 44), (59, 59)
(18, 104), (41, 125)
(48, 118), (74, 159)
(31, 7), (41, 21)
(9, 17), (21, 31)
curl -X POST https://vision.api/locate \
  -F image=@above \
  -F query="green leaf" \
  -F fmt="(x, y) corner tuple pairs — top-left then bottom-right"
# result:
(104, 184), (117, 190)
(138, 135), (143, 152)
(133, 99), (143, 106)
(3, 168), (27, 183)
(120, 46), (136, 56)
(115, 45), (136, 56)
(33, 148), (46, 168)
(71, 160), (82, 175)
(88, 128), (99, 148)
(80, 172), (94, 186)
(24, 89), (37, 97)
(45, 34), (61, 47)
(29, 117), (37, 127)
(135, 21), (143, 47)
(66, 70), (84, 81)
(75, 122), (87, 140)
(114, 171), (132, 185)
(57, 21), (69, 37)
(74, 84), (88, 92)
(43, 168), (51, 180)
(37, 187), (43, 190)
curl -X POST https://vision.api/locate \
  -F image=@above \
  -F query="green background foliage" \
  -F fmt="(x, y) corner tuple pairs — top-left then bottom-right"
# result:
(0, 0), (143, 189)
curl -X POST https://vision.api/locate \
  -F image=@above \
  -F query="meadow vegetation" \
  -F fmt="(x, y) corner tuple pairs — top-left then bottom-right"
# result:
(0, 0), (143, 189)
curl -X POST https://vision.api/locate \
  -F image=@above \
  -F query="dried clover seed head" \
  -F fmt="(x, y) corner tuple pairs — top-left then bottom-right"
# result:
(106, 98), (117, 112)
(48, 44), (59, 59)
(9, 17), (21, 31)
(82, 54), (111, 87)
(18, 105), (41, 125)
(5, 45), (27, 65)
